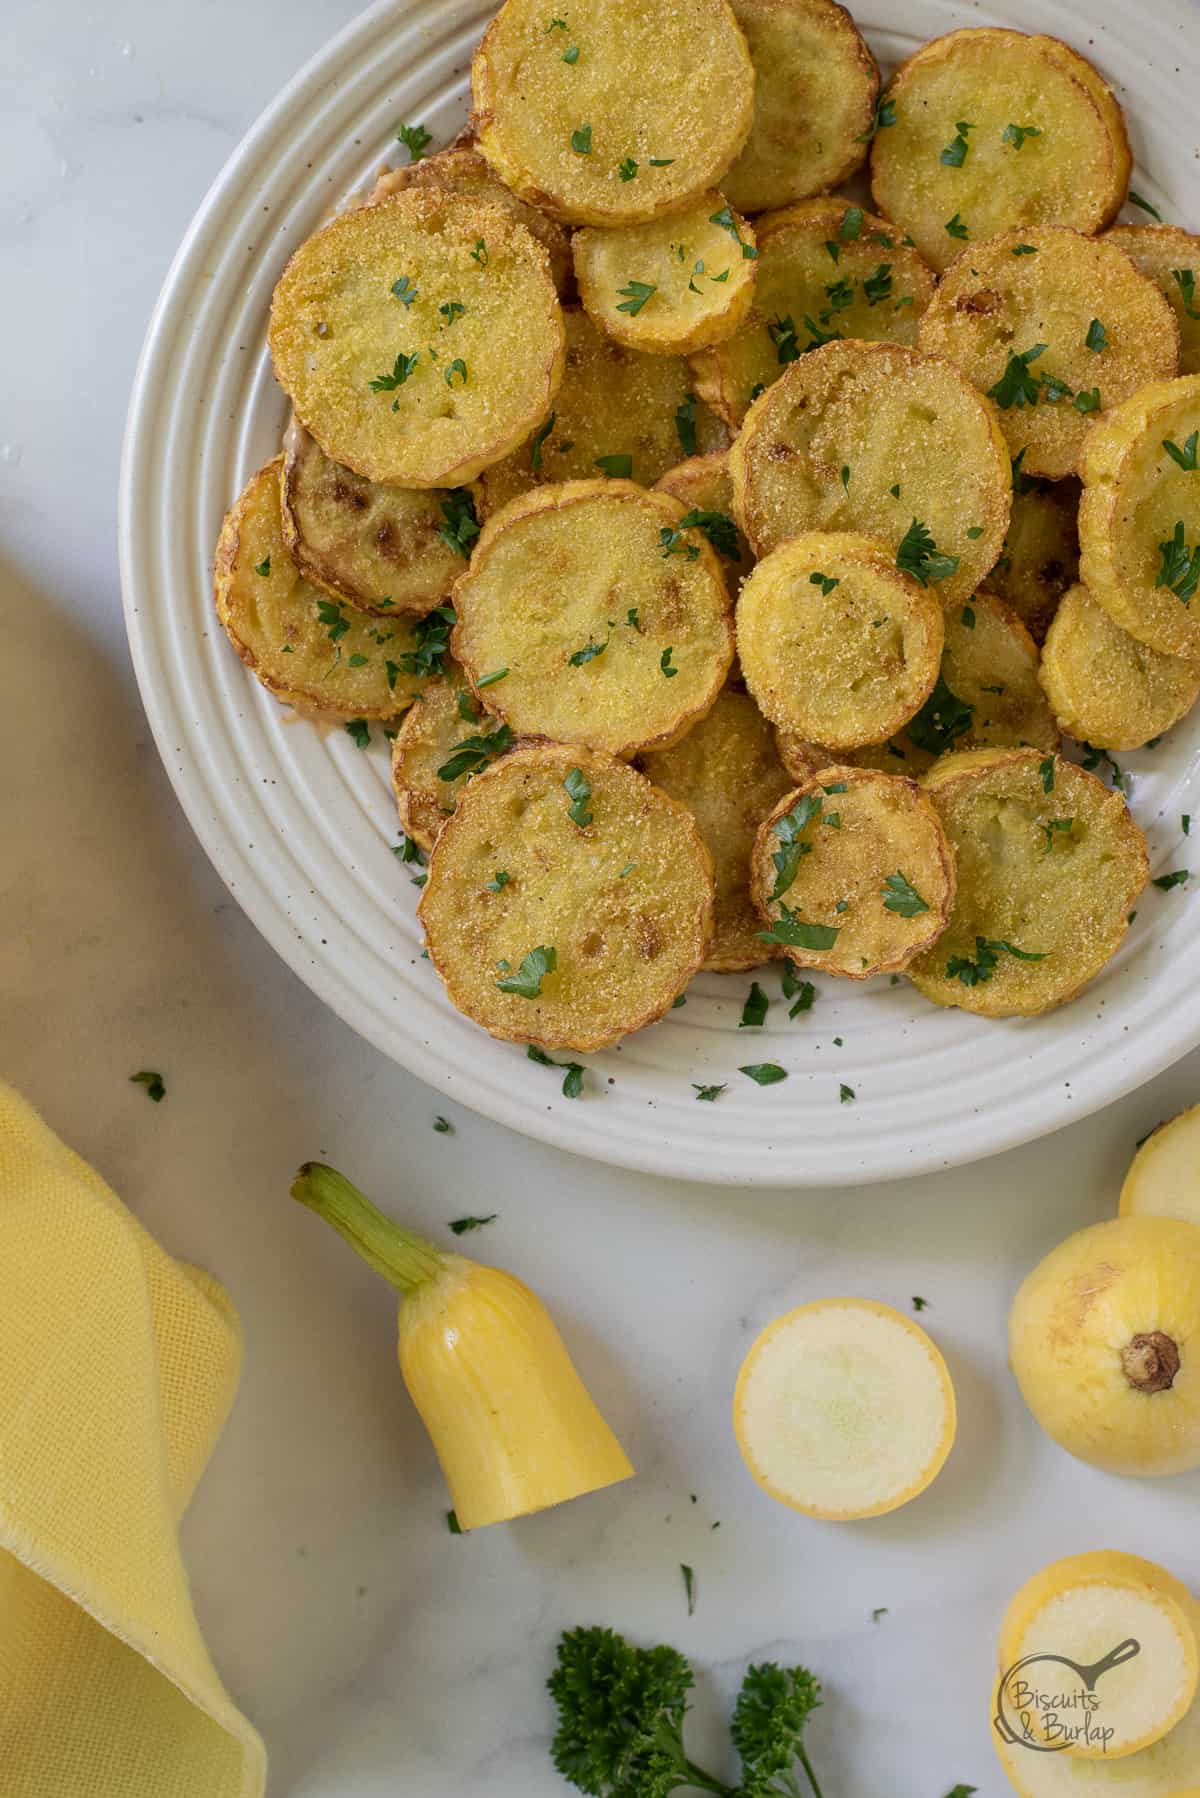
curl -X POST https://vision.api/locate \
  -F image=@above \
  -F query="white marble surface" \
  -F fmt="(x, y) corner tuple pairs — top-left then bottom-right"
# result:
(4, 3), (1200, 1794)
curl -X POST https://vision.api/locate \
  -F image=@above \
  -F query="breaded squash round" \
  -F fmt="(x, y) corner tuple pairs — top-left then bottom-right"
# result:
(729, 339), (1010, 604)
(736, 533), (943, 751)
(572, 192), (757, 355)
(479, 308), (728, 515)
(470, 0), (755, 227)
(368, 145), (573, 297)
(849, 590), (1058, 777)
(1107, 224), (1200, 377)
(653, 453), (751, 571)
(451, 479), (734, 756)
(1040, 583), (1200, 752)
(987, 475), (1080, 642)
(215, 461), (430, 720)
(280, 421), (468, 616)
(641, 687), (793, 970)
(750, 767), (955, 978)
(418, 744), (715, 1050)
(1079, 375), (1200, 657)
(389, 667), (516, 851)
(268, 190), (565, 488)
(774, 731), (827, 785)
(721, 0), (878, 216)
(869, 29), (1131, 275)
(917, 226), (1180, 480)
(690, 198), (936, 429)
(907, 747), (1148, 1017)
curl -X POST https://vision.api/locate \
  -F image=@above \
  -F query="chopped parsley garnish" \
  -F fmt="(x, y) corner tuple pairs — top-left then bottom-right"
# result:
(693, 1083), (726, 1101)
(617, 279), (656, 316)
(571, 123), (593, 155)
(660, 647), (678, 678)
(856, 95), (897, 142)
(1156, 521), (1200, 603)
(397, 121), (432, 161)
(439, 300), (466, 327)
(437, 724), (513, 781)
(945, 213), (969, 241)
(839, 1083), (856, 1104)
(444, 357), (468, 387)
(740, 1063), (788, 1085)
(255, 555), (271, 577)
(1041, 817), (1075, 852)
(872, 1607), (889, 1622)
(648, 157), (675, 166)
(757, 903), (839, 951)
(1085, 317), (1108, 354)
(1040, 756), (1056, 792)
(961, 605), (976, 628)
(433, 1116), (453, 1134)
(810, 571), (839, 596)
(446, 1509), (462, 1533)
(595, 453), (633, 478)
(527, 1044), (585, 1097)
(681, 1564), (696, 1615)
(564, 767), (593, 828)
(862, 263), (893, 306)
(1172, 268), (1200, 319)
(770, 793), (822, 898)
(1164, 431), (1199, 472)
(987, 342), (1046, 408)
(881, 872), (929, 917)
(839, 205), (864, 242)
(391, 274), (418, 306)
(767, 314), (800, 364)
(497, 945), (556, 998)
(348, 653), (368, 668)
(1074, 388), (1101, 414)
(824, 276), (854, 312)
(939, 121), (974, 168)
(130, 1070), (166, 1102)
(470, 238), (488, 267)
(344, 719), (371, 749)
(678, 508), (740, 560)
(530, 413), (556, 471)
(660, 524), (700, 561)
(740, 982), (769, 1028)
(476, 667), (508, 688)
(895, 517), (960, 587)
(563, 43), (579, 62)
(1012, 243), (1038, 256)
(568, 633), (610, 664)
(840, 464), (850, 491)
(486, 870), (510, 891)
(912, 1296), (930, 1311)
(449, 1214), (498, 1235)
(438, 488), (480, 558)
(946, 937), (1047, 985)
(907, 673), (974, 754)
(709, 205), (757, 259)
(1185, 815), (1192, 836)
(392, 832), (425, 866)
(618, 156), (638, 181)
(1153, 869), (1190, 891)
(675, 391), (697, 455)
(1003, 122), (1042, 150)
(1081, 742), (1124, 788)
(1129, 190), (1163, 221)
(369, 350), (419, 394)
(781, 964), (816, 1017)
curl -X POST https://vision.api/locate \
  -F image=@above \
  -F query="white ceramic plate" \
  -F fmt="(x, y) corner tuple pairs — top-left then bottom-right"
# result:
(121, 0), (1200, 1187)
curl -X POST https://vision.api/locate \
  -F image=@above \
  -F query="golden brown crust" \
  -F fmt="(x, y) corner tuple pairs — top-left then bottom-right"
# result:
(907, 746), (1148, 1016)
(1039, 582), (1200, 751)
(870, 28), (1131, 274)
(729, 338), (1011, 605)
(986, 476), (1080, 642)
(471, 0), (756, 226)
(917, 226), (1180, 480)
(418, 744), (715, 1050)
(722, 0), (878, 215)
(268, 190), (565, 488)
(451, 479), (734, 757)
(749, 766), (955, 977)
(389, 668), (513, 851)
(689, 197), (936, 430)
(1105, 224), (1200, 377)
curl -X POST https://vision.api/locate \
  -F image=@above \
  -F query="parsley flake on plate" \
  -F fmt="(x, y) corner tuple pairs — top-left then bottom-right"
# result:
(130, 1070), (166, 1103)
(693, 1083), (726, 1101)
(740, 1062), (788, 1085)
(527, 1044), (585, 1097)
(397, 121), (432, 161)
(740, 981), (769, 1028)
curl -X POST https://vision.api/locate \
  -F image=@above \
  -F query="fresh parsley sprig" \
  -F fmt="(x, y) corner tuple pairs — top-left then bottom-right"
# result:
(895, 519), (960, 588)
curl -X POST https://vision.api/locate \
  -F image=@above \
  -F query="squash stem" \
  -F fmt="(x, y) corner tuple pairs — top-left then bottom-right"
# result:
(291, 1162), (446, 1293)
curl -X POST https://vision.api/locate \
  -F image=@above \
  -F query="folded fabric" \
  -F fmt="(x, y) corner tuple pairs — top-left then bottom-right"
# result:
(0, 1080), (266, 1798)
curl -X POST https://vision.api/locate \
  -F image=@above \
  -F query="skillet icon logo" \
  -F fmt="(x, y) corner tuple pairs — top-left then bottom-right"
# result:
(994, 1637), (1142, 1755)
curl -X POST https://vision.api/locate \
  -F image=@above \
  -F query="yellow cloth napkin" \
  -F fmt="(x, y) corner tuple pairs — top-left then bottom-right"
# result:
(0, 1081), (267, 1798)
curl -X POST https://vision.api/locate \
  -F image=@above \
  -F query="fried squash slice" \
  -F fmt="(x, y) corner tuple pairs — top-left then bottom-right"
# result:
(215, 460), (431, 720)
(280, 421), (469, 616)
(750, 767), (955, 978)
(870, 29), (1131, 274)
(451, 479), (734, 757)
(268, 190), (564, 488)
(653, 453), (751, 572)
(848, 590), (1058, 776)
(572, 192), (758, 356)
(471, 0), (755, 227)
(918, 227), (1179, 481)
(736, 533), (944, 751)
(1106, 224), (1200, 379)
(690, 198), (936, 430)
(907, 747), (1148, 1017)
(1039, 582), (1200, 752)
(1079, 374), (1200, 658)
(419, 745), (715, 1050)
(479, 308), (728, 515)
(729, 339), (1010, 604)
(641, 687), (794, 971)
(390, 667), (515, 851)
(987, 475), (1080, 643)
(721, 0), (878, 216)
